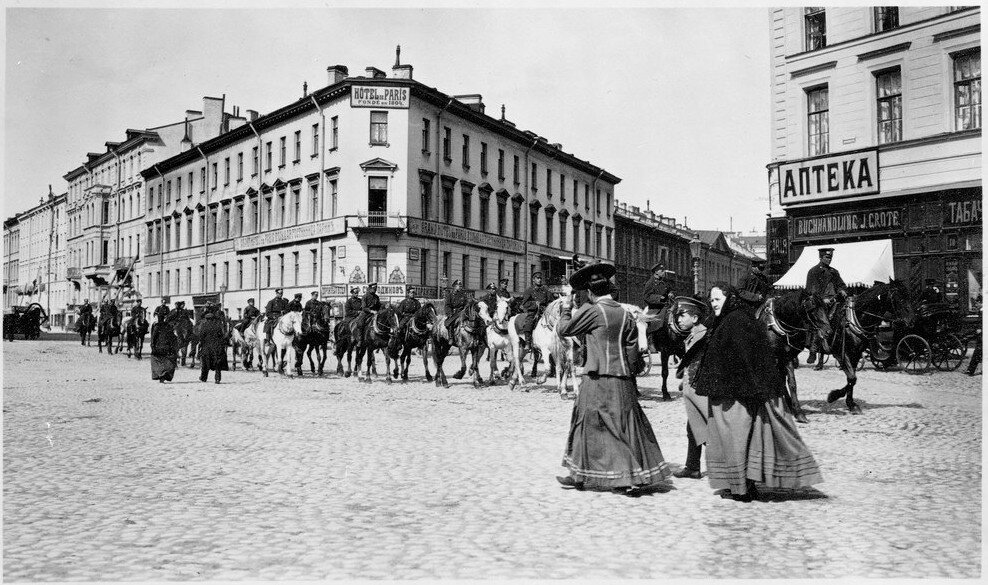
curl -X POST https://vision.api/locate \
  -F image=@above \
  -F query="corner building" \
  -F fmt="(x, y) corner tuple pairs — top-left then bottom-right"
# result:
(141, 61), (619, 316)
(767, 7), (981, 313)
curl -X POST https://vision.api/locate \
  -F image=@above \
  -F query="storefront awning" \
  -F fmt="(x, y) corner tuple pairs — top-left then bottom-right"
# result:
(774, 239), (895, 289)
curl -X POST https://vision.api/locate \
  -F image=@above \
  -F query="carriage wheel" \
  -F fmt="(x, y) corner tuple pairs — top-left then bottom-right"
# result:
(896, 334), (931, 374)
(639, 351), (653, 377)
(932, 334), (966, 371)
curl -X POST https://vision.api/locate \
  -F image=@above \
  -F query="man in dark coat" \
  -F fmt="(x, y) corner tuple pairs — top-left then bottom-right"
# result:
(197, 304), (229, 384)
(153, 297), (170, 322)
(150, 311), (179, 383)
(479, 282), (501, 319)
(303, 291), (322, 313)
(643, 262), (673, 311)
(919, 279), (945, 305)
(352, 283), (381, 336)
(517, 271), (550, 351)
(496, 276), (512, 300)
(79, 299), (94, 319)
(396, 286), (422, 330)
(444, 280), (469, 332)
(130, 299), (147, 321)
(237, 298), (260, 334)
(344, 288), (363, 322)
(805, 247), (847, 365)
(738, 259), (772, 309)
(101, 298), (119, 320)
(288, 293), (304, 313)
(264, 288), (290, 342)
(166, 300), (188, 324)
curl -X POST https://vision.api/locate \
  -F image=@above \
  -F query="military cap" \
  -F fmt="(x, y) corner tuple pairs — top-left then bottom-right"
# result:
(369, 282), (378, 288)
(175, 300), (186, 307)
(135, 298), (143, 303)
(486, 282), (497, 291)
(311, 291), (319, 297)
(531, 271), (543, 279)
(161, 296), (170, 303)
(294, 293), (303, 299)
(407, 286), (416, 292)
(818, 248), (835, 258)
(651, 262), (666, 272)
(451, 279), (462, 286)
(499, 276), (509, 283)
(275, 287), (284, 293)
(674, 295), (708, 318)
(350, 287), (360, 294)
(247, 298), (255, 303)
(569, 263), (616, 290)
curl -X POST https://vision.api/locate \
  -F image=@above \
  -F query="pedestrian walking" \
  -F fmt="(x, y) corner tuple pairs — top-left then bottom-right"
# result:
(149, 313), (178, 383)
(694, 282), (822, 502)
(672, 295), (709, 480)
(555, 263), (671, 496)
(198, 304), (229, 384)
(967, 296), (982, 376)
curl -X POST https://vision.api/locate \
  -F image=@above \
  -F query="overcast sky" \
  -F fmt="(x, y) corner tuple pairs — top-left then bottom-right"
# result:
(4, 5), (772, 234)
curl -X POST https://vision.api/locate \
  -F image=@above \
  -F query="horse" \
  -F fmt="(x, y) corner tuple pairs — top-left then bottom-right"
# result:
(817, 279), (915, 414)
(242, 315), (278, 376)
(271, 310), (304, 376)
(642, 303), (687, 400)
(424, 304), (458, 388)
(293, 303), (334, 376)
(505, 297), (565, 393)
(75, 312), (96, 346)
(478, 297), (515, 385)
(531, 297), (577, 397)
(448, 299), (487, 387)
(333, 315), (360, 377)
(756, 289), (828, 424)
(353, 306), (399, 383)
(124, 314), (150, 359)
(387, 303), (434, 383)
(97, 311), (122, 354)
(168, 310), (195, 366)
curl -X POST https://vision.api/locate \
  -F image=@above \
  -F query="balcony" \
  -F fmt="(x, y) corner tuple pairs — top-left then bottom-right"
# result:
(113, 256), (135, 272)
(66, 267), (83, 280)
(350, 212), (405, 238)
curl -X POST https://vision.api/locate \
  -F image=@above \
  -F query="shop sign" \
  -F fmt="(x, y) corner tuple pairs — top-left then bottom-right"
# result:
(944, 198), (982, 226)
(794, 208), (903, 239)
(192, 293), (220, 307)
(234, 217), (345, 252)
(779, 148), (879, 206)
(407, 218), (525, 253)
(350, 85), (410, 109)
(408, 247), (420, 261)
(766, 216), (790, 275)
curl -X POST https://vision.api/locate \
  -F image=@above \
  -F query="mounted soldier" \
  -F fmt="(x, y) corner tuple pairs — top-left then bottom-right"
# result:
(130, 298), (147, 321)
(79, 298), (94, 320)
(264, 288), (290, 343)
(237, 298), (260, 335)
(444, 279), (469, 333)
(395, 286), (421, 330)
(153, 297), (171, 323)
(344, 287), (363, 323)
(352, 283), (382, 337)
(166, 300), (188, 323)
(288, 293), (304, 313)
(517, 271), (550, 354)
(480, 282), (500, 319)
(738, 259), (772, 310)
(496, 276), (512, 301)
(100, 297), (120, 321)
(643, 262), (674, 314)
(805, 247), (847, 366)
(303, 291), (322, 313)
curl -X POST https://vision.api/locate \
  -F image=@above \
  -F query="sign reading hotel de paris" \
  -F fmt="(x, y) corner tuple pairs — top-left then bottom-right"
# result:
(778, 148), (880, 206)
(350, 85), (410, 109)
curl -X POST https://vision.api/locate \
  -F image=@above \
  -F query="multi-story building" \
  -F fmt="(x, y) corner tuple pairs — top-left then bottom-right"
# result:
(695, 230), (755, 294)
(140, 58), (619, 316)
(613, 201), (694, 304)
(64, 97), (244, 311)
(767, 7), (981, 313)
(8, 193), (69, 327)
(3, 217), (20, 309)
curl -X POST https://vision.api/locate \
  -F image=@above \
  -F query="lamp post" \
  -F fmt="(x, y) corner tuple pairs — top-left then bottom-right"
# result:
(689, 236), (702, 296)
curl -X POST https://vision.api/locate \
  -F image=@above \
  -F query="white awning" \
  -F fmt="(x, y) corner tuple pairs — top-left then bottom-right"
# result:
(774, 239), (895, 289)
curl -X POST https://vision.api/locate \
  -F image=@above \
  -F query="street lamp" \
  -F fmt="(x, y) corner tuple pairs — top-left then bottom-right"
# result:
(689, 236), (702, 296)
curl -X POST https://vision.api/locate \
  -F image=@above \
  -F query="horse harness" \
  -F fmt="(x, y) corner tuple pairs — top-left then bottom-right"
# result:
(756, 297), (809, 352)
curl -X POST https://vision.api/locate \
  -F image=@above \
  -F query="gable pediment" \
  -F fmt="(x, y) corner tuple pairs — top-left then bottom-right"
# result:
(360, 157), (398, 172)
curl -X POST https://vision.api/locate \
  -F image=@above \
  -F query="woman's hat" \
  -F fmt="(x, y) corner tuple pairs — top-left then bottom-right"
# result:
(569, 263), (616, 290)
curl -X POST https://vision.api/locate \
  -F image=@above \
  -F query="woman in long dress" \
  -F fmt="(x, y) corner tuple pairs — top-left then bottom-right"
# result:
(150, 314), (178, 383)
(694, 283), (822, 502)
(555, 263), (672, 496)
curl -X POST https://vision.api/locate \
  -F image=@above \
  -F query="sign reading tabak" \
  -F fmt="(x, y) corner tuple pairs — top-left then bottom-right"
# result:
(350, 85), (410, 109)
(406, 218), (525, 254)
(779, 149), (879, 206)
(235, 217), (346, 252)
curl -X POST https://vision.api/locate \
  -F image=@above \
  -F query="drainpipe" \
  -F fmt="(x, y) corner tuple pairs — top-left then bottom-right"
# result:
(523, 136), (538, 289)
(436, 98), (453, 296)
(310, 94), (326, 295)
(153, 165), (165, 300)
(248, 121), (262, 303)
(196, 146), (210, 298)
(590, 169), (603, 262)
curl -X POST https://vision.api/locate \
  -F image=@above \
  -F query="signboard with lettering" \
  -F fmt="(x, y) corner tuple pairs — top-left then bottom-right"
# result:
(794, 208), (903, 239)
(234, 218), (346, 252)
(778, 148), (879, 206)
(350, 85), (410, 109)
(765, 216), (790, 279)
(406, 218), (525, 254)
(944, 198), (982, 226)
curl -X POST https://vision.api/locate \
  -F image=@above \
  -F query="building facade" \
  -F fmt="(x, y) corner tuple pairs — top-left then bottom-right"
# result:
(9, 193), (69, 326)
(695, 230), (755, 294)
(3, 217), (20, 309)
(613, 201), (693, 305)
(140, 61), (619, 316)
(767, 7), (981, 313)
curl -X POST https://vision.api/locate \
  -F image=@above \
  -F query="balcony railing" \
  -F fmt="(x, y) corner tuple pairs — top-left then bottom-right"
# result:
(368, 210), (387, 227)
(350, 212), (406, 235)
(67, 267), (83, 280)
(113, 256), (135, 271)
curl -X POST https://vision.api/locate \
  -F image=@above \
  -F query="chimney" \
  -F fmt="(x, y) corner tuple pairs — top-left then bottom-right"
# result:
(453, 94), (484, 114)
(391, 44), (413, 79)
(327, 65), (349, 85)
(105, 141), (120, 152)
(86, 153), (101, 164)
(246, 110), (259, 122)
(302, 81), (308, 97)
(550, 142), (562, 150)
(365, 66), (387, 79)
(201, 96), (225, 140)
(631, 205), (640, 214)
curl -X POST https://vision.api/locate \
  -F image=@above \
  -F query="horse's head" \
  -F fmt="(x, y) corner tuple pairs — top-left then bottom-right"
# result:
(620, 303), (651, 351)
(882, 279), (916, 327)
(493, 296), (511, 328)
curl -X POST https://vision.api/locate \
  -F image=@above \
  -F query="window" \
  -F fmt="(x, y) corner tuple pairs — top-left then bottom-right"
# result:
(330, 179), (338, 217)
(513, 155), (519, 184)
(876, 69), (902, 144)
(310, 183), (319, 221)
(279, 136), (286, 167)
(329, 247), (337, 283)
(584, 223), (591, 255)
(311, 249), (318, 284)
(584, 184), (589, 210)
(512, 203), (521, 240)
(331, 116), (339, 150)
(572, 179), (578, 208)
(370, 111), (388, 145)
(252, 147), (259, 175)
(462, 186), (472, 228)
(560, 174), (566, 203)
(530, 209), (538, 243)
(954, 50), (981, 131)
(479, 195), (489, 232)
(497, 149), (505, 180)
(368, 177), (387, 224)
(497, 197), (507, 236)
(186, 214), (193, 246)
(422, 119), (431, 152)
(807, 87), (829, 156)
(559, 215), (567, 249)
(874, 7), (898, 32)
(237, 260), (244, 289)
(462, 135), (470, 169)
(368, 246), (388, 284)
(606, 192), (612, 216)
(209, 208), (218, 242)
(278, 253), (284, 286)
(312, 123), (319, 156)
(573, 219), (580, 252)
(278, 190), (286, 228)
(264, 195), (272, 231)
(481, 142), (488, 174)
(443, 127), (452, 161)
(222, 158), (229, 185)
(223, 262), (229, 288)
(265, 255), (271, 287)
(166, 180), (172, 207)
(546, 169), (553, 197)
(805, 8), (826, 51)
(292, 130), (301, 163)
(462, 254), (469, 289)
(545, 210), (555, 246)
(199, 264), (205, 292)
(420, 180), (432, 220)
(265, 142), (272, 171)
(293, 251), (300, 285)
(596, 188), (601, 215)
(443, 251), (451, 281)
(420, 249), (429, 286)
(442, 184), (454, 224)
(531, 163), (538, 190)
(480, 257), (487, 287)
(595, 226), (602, 257)
(292, 187), (301, 225)
(512, 262), (519, 291)
(237, 153), (244, 181)
(200, 167), (207, 192)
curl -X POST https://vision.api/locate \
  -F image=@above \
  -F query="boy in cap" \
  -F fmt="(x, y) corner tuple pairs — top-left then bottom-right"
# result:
(672, 295), (710, 479)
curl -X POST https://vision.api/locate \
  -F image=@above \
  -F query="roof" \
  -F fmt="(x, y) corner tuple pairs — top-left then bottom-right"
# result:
(63, 130), (162, 181)
(774, 239), (894, 289)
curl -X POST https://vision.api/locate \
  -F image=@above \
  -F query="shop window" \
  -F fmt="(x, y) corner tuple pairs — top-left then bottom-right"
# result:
(368, 246), (388, 284)
(874, 7), (898, 32)
(876, 68), (902, 144)
(954, 50), (981, 131)
(804, 8), (826, 51)
(807, 86), (829, 156)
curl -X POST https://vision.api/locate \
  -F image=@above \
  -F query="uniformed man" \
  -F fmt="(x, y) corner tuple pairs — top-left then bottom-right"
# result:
(264, 288), (290, 342)
(287, 293), (304, 313)
(480, 282), (500, 320)
(805, 247), (847, 365)
(303, 291), (322, 313)
(643, 262), (673, 312)
(344, 288), (363, 321)
(101, 298), (120, 320)
(738, 259), (772, 309)
(496, 276), (512, 300)
(352, 283), (382, 335)
(153, 297), (170, 322)
(130, 299), (147, 321)
(237, 298), (260, 334)
(79, 298), (94, 319)
(517, 271), (550, 352)
(166, 300), (188, 323)
(919, 279), (945, 305)
(444, 279), (469, 332)
(396, 286), (422, 329)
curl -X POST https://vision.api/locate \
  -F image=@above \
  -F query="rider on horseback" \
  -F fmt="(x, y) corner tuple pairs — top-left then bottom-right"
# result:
(166, 300), (188, 324)
(288, 293), (304, 313)
(344, 287), (363, 322)
(303, 291), (322, 313)
(444, 280), (469, 333)
(352, 283), (381, 336)
(153, 297), (170, 322)
(264, 288), (290, 343)
(480, 282), (500, 320)
(79, 299), (93, 320)
(237, 298), (260, 335)
(738, 259), (772, 310)
(130, 299), (147, 321)
(643, 262), (674, 315)
(100, 298), (120, 321)
(396, 286), (421, 331)
(805, 247), (847, 366)
(517, 271), (550, 356)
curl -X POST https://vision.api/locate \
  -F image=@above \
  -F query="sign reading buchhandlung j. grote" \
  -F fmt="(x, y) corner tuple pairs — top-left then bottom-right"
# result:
(350, 85), (410, 109)
(778, 148), (879, 206)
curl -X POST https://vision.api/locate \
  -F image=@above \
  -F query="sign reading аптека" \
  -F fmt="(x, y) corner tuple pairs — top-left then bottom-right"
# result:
(779, 149), (879, 206)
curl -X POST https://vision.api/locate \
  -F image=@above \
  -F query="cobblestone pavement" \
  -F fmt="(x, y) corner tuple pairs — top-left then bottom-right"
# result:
(3, 341), (981, 580)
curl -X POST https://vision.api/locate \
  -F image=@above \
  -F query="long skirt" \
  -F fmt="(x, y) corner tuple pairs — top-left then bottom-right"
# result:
(682, 375), (708, 446)
(706, 397), (755, 494)
(151, 354), (177, 381)
(562, 374), (671, 489)
(747, 396), (823, 489)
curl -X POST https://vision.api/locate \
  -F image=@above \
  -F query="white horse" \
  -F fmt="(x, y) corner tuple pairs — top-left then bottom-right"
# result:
(272, 310), (304, 377)
(620, 303), (658, 375)
(243, 314), (278, 377)
(507, 296), (576, 396)
(479, 296), (514, 384)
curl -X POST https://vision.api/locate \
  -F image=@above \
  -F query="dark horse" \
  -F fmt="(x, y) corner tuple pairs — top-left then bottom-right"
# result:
(97, 311), (122, 354)
(76, 313), (96, 346)
(170, 310), (195, 366)
(387, 303), (434, 383)
(293, 303), (334, 377)
(644, 307), (686, 400)
(124, 314), (150, 359)
(353, 306), (399, 383)
(333, 315), (358, 377)
(756, 289), (828, 424)
(449, 298), (487, 387)
(817, 279), (915, 414)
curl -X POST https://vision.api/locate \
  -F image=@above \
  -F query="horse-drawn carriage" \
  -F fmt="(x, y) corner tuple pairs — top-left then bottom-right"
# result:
(862, 301), (967, 373)
(3, 303), (48, 341)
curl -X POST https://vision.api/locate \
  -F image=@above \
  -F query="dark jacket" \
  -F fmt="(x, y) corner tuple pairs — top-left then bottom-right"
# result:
(806, 263), (846, 298)
(445, 290), (469, 315)
(130, 305), (147, 320)
(519, 285), (549, 314)
(558, 297), (638, 378)
(344, 296), (363, 318)
(396, 297), (421, 320)
(197, 315), (229, 371)
(496, 286), (511, 299)
(288, 298), (304, 312)
(79, 303), (94, 317)
(242, 304), (261, 322)
(693, 297), (781, 402)
(362, 292), (381, 313)
(153, 304), (170, 321)
(303, 299), (322, 313)
(265, 296), (290, 316)
(643, 276), (672, 308)
(150, 321), (178, 357)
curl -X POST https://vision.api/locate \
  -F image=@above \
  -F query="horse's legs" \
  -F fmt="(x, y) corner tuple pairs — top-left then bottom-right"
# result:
(660, 350), (672, 400)
(452, 338), (467, 379)
(783, 355), (809, 423)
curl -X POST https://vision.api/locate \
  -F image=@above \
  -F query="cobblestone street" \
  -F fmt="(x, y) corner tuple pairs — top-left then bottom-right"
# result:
(3, 340), (982, 580)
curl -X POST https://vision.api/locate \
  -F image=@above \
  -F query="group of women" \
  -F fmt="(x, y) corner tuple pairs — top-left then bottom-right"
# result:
(556, 263), (822, 500)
